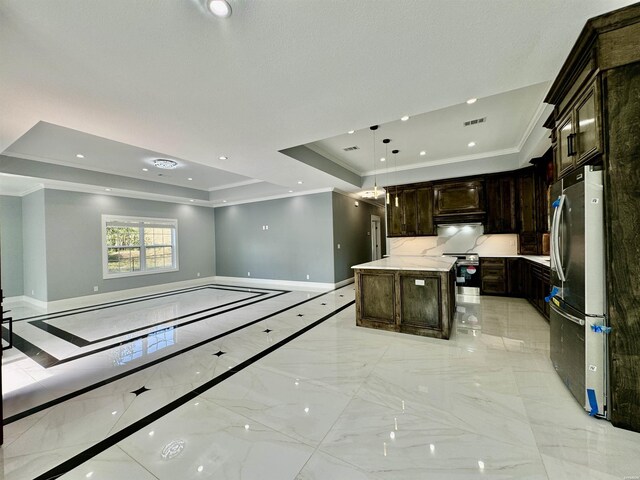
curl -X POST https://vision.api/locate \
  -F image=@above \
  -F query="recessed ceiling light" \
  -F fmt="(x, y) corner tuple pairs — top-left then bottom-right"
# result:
(142, 168), (149, 172)
(76, 153), (84, 159)
(347, 130), (355, 134)
(154, 159), (178, 169)
(468, 141), (476, 147)
(288, 190), (293, 193)
(218, 156), (228, 160)
(188, 177), (193, 181)
(420, 151), (426, 156)
(189, 199), (195, 202)
(207, 0), (232, 18)
(380, 157), (386, 162)
(400, 116), (409, 122)
(222, 200), (227, 203)
(105, 188), (112, 191)
(297, 181), (303, 184)
(466, 98), (478, 104)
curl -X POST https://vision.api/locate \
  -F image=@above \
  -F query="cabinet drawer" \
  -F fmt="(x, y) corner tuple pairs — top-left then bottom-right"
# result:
(480, 258), (506, 267)
(481, 279), (507, 295)
(481, 266), (505, 278)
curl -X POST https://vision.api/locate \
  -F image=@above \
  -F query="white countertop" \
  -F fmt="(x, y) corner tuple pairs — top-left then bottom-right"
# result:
(352, 256), (457, 272)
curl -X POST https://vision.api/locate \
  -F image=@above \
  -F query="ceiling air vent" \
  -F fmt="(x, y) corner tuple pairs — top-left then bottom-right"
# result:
(463, 117), (487, 127)
(343, 146), (360, 152)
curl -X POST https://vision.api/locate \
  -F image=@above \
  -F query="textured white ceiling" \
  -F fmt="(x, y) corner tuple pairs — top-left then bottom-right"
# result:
(0, 0), (635, 202)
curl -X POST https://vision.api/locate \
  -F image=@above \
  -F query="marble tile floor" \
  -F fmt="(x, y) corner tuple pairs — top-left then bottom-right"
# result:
(1, 285), (639, 479)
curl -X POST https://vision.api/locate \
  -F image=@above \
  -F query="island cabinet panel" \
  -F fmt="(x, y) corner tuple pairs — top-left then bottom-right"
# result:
(360, 273), (395, 324)
(399, 275), (440, 330)
(354, 265), (456, 340)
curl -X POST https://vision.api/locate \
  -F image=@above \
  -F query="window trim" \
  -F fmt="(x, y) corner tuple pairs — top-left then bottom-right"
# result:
(101, 214), (179, 279)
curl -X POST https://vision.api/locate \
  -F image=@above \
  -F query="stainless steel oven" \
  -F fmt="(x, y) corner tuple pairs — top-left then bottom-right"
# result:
(443, 253), (480, 295)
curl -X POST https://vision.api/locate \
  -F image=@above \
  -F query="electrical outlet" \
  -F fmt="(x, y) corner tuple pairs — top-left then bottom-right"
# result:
(265, 225), (269, 230)
(337, 243), (341, 249)
(31, 289), (35, 295)
(306, 274), (310, 280)
(248, 271), (251, 277)
(93, 286), (99, 292)
(197, 272), (201, 277)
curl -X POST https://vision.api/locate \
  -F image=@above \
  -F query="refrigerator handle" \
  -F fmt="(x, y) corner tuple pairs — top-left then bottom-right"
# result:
(550, 303), (585, 326)
(550, 195), (566, 282)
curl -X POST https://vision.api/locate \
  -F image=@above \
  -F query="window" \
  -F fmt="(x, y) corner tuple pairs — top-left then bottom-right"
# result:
(102, 215), (178, 278)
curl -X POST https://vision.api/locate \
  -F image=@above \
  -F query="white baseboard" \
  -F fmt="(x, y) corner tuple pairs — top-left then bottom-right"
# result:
(4, 295), (48, 309)
(214, 276), (354, 291)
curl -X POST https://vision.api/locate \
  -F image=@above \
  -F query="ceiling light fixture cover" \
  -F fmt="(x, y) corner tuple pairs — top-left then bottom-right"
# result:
(153, 159), (178, 169)
(466, 98), (478, 104)
(400, 116), (409, 121)
(207, 0), (232, 18)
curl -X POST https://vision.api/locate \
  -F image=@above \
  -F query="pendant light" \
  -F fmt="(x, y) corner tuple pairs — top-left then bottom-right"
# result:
(383, 138), (391, 204)
(392, 149), (400, 207)
(370, 125), (379, 198)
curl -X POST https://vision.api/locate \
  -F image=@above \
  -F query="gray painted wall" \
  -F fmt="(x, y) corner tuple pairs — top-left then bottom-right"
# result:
(215, 193), (334, 283)
(332, 192), (386, 282)
(0, 195), (24, 297)
(22, 190), (48, 301)
(42, 190), (215, 301)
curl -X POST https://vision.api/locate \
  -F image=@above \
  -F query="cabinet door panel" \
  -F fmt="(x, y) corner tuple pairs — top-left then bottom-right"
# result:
(575, 85), (601, 163)
(400, 275), (440, 329)
(387, 203), (402, 236)
(361, 273), (395, 323)
(434, 181), (484, 215)
(403, 189), (417, 235)
(416, 187), (435, 235)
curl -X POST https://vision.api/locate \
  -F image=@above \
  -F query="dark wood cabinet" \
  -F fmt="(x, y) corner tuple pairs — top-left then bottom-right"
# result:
(506, 258), (522, 296)
(485, 175), (517, 234)
(480, 257), (507, 295)
(520, 259), (550, 321)
(553, 75), (603, 180)
(517, 168), (539, 254)
(433, 179), (485, 223)
(415, 186), (435, 235)
(386, 184), (436, 237)
(481, 257), (523, 296)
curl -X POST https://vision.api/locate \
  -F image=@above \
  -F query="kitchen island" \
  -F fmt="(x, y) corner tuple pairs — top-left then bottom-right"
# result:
(352, 256), (457, 339)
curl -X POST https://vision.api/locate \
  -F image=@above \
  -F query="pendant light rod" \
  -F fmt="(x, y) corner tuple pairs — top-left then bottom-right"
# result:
(383, 138), (391, 205)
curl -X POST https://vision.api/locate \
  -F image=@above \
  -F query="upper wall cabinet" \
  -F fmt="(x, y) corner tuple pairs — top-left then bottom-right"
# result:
(554, 71), (603, 179)
(433, 179), (485, 224)
(386, 184), (436, 237)
(484, 174), (517, 234)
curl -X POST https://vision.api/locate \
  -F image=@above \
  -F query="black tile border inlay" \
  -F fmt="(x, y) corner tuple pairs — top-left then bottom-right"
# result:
(3, 284), (353, 425)
(33, 298), (355, 480)
(2, 289), (288, 369)
(29, 288), (268, 347)
(13, 283), (289, 323)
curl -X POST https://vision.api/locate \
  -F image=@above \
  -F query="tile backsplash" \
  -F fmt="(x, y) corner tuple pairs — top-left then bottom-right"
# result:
(389, 225), (518, 256)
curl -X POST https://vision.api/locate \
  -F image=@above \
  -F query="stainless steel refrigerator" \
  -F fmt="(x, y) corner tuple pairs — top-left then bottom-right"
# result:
(548, 166), (608, 418)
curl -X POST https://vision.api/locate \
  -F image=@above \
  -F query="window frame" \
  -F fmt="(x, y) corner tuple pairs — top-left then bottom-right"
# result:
(101, 214), (179, 279)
